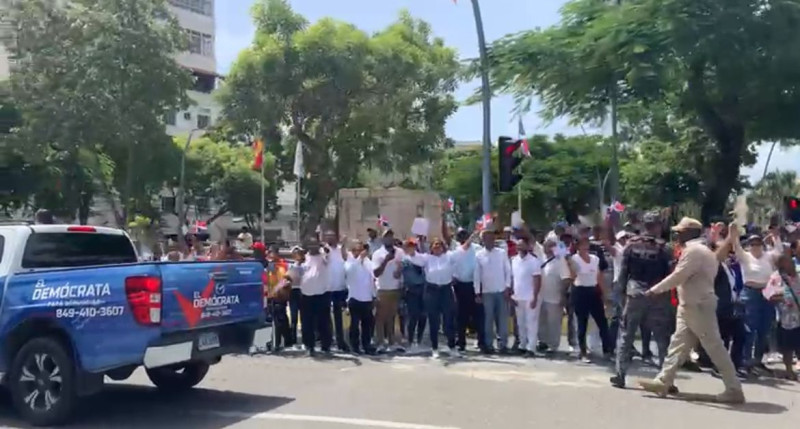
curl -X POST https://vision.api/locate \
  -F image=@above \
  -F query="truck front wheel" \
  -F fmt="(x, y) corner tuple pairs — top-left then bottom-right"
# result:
(8, 337), (77, 426)
(145, 361), (209, 391)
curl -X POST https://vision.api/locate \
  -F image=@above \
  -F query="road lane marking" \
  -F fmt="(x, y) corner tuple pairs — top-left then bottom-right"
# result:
(191, 410), (461, 429)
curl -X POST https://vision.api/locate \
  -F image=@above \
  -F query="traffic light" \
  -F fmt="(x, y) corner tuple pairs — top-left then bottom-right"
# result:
(786, 196), (800, 222)
(498, 136), (523, 192)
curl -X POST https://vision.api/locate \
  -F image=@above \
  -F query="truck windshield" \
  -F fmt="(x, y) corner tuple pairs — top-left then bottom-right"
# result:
(22, 233), (138, 269)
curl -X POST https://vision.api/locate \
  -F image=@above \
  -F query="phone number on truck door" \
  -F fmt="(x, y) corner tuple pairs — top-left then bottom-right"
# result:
(55, 306), (125, 319)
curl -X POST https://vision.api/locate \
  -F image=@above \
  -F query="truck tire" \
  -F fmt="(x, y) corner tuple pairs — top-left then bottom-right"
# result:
(145, 361), (209, 391)
(8, 337), (77, 427)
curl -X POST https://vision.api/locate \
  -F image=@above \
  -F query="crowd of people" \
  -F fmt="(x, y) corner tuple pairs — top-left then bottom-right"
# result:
(178, 211), (800, 404)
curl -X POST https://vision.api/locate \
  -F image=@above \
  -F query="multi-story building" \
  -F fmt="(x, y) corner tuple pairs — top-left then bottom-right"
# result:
(165, 0), (220, 136)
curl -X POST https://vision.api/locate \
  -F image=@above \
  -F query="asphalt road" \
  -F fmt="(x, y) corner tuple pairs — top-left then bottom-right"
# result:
(0, 350), (797, 428)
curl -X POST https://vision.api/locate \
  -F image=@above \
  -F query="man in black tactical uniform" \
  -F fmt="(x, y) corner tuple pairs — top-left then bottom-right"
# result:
(610, 211), (673, 388)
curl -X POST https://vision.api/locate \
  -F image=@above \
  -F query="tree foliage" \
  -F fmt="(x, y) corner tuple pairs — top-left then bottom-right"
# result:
(2, 0), (190, 223)
(481, 0), (800, 222)
(218, 0), (460, 235)
(434, 135), (611, 227)
(178, 137), (278, 224)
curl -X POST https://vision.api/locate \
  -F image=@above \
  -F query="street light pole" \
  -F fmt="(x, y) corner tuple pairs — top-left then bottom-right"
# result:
(470, 0), (493, 215)
(177, 128), (202, 231)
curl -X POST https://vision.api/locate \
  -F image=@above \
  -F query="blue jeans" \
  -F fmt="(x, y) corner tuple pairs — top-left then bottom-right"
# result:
(741, 286), (776, 367)
(482, 291), (509, 350)
(405, 285), (427, 344)
(425, 283), (455, 350)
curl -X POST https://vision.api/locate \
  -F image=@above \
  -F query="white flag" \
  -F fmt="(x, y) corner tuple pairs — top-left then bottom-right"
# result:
(293, 140), (304, 177)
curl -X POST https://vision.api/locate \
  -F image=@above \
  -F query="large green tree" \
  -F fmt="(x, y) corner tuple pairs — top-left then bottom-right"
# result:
(3, 0), (190, 224)
(481, 0), (800, 223)
(176, 137), (279, 227)
(434, 134), (611, 227)
(218, 0), (460, 235)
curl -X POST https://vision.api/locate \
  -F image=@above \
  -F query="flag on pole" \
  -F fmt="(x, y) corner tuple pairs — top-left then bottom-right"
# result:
(293, 140), (304, 177)
(377, 215), (391, 228)
(475, 213), (493, 232)
(518, 118), (531, 158)
(445, 197), (455, 212)
(251, 140), (264, 171)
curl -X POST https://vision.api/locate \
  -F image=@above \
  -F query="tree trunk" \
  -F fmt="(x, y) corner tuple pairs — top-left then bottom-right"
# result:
(78, 192), (92, 225)
(700, 142), (742, 224)
(205, 205), (228, 225)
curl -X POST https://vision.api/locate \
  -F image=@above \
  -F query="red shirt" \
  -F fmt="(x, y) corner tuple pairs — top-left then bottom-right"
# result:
(506, 240), (517, 257)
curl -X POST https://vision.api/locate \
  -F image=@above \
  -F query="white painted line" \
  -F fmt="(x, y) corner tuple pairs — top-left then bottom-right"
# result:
(191, 410), (461, 429)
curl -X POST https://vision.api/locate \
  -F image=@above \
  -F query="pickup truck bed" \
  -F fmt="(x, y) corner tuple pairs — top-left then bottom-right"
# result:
(0, 224), (270, 426)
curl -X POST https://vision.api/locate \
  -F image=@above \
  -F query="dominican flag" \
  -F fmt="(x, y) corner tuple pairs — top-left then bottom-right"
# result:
(377, 215), (390, 228)
(189, 220), (207, 234)
(445, 197), (455, 212)
(475, 213), (493, 232)
(611, 201), (626, 213)
(518, 118), (531, 158)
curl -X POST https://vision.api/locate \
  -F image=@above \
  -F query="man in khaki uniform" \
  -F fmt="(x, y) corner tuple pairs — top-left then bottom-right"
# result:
(640, 217), (745, 404)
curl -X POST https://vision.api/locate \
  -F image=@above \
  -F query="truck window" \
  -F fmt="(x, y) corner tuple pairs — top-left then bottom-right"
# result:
(21, 233), (138, 269)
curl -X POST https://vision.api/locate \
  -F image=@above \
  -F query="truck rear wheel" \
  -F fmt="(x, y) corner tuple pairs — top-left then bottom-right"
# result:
(8, 337), (77, 427)
(145, 361), (209, 391)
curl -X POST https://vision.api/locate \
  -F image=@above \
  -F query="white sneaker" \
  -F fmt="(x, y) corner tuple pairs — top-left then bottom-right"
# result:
(449, 347), (462, 358)
(432, 349), (441, 359)
(408, 343), (420, 354)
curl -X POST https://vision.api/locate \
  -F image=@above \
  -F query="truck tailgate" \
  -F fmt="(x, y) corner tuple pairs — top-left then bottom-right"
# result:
(158, 261), (264, 333)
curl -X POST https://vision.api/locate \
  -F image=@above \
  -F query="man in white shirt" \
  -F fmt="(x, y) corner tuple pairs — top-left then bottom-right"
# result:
(511, 239), (542, 356)
(474, 229), (512, 353)
(538, 240), (571, 352)
(238, 226), (254, 249)
(449, 228), (485, 351)
(371, 230), (405, 352)
(300, 238), (332, 355)
(324, 230), (349, 352)
(344, 241), (376, 355)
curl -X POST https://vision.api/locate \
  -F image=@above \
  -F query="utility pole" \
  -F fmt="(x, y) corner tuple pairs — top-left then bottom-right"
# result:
(609, 0), (622, 204)
(471, 0), (492, 215)
(177, 128), (202, 230)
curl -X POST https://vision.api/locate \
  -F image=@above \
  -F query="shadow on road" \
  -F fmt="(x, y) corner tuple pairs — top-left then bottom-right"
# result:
(642, 392), (788, 415)
(0, 384), (294, 428)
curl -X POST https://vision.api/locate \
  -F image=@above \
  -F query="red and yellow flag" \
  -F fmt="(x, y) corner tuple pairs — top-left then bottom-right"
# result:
(251, 139), (264, 171)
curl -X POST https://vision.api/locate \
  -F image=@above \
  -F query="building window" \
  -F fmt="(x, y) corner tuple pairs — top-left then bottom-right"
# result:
(197, 114), (210, 129)
(161, 196), (176, 213)
(187, 30), (213, 57)
(164, 110), (177, 126)
(169, 0), (213, 16)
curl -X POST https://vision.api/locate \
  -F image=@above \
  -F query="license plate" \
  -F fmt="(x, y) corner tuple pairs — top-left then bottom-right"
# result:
(198, 332), (220, 351)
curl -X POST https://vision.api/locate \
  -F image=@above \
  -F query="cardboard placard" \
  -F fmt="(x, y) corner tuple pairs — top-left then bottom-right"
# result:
(411, 217), (430, 237)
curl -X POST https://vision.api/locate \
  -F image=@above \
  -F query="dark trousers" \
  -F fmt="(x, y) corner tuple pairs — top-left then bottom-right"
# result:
(300, 293), (332, 351)
(698, 315), (746, 370)
(571, 286), (612, 355)
(270, 300), (291, 348)
(425, 283), (456, 350)
(405, 286), (427, 344)
(453, 281), (485, 349)
(330, 289), (349, 349)
(288, 289), (302, 346)
(742, 286), (775, 367)
(348, 298), (374, 352)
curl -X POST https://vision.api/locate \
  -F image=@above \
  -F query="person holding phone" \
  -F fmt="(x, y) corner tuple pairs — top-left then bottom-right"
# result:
(372, 230), (405, 353)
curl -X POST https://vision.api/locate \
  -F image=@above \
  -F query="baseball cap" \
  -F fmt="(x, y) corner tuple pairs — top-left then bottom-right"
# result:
(615, 231), (629, 240)
(671, 217), (703, 232)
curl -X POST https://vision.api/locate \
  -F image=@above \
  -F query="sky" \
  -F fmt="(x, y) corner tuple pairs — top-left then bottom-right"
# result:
(214, 0), (800, 183)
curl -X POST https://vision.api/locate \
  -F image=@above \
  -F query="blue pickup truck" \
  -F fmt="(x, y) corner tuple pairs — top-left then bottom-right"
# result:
(0, 223), (271, 426)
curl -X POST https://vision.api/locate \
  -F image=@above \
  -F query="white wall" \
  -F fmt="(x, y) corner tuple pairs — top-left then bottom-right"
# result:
(166, 90), (221, 136)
